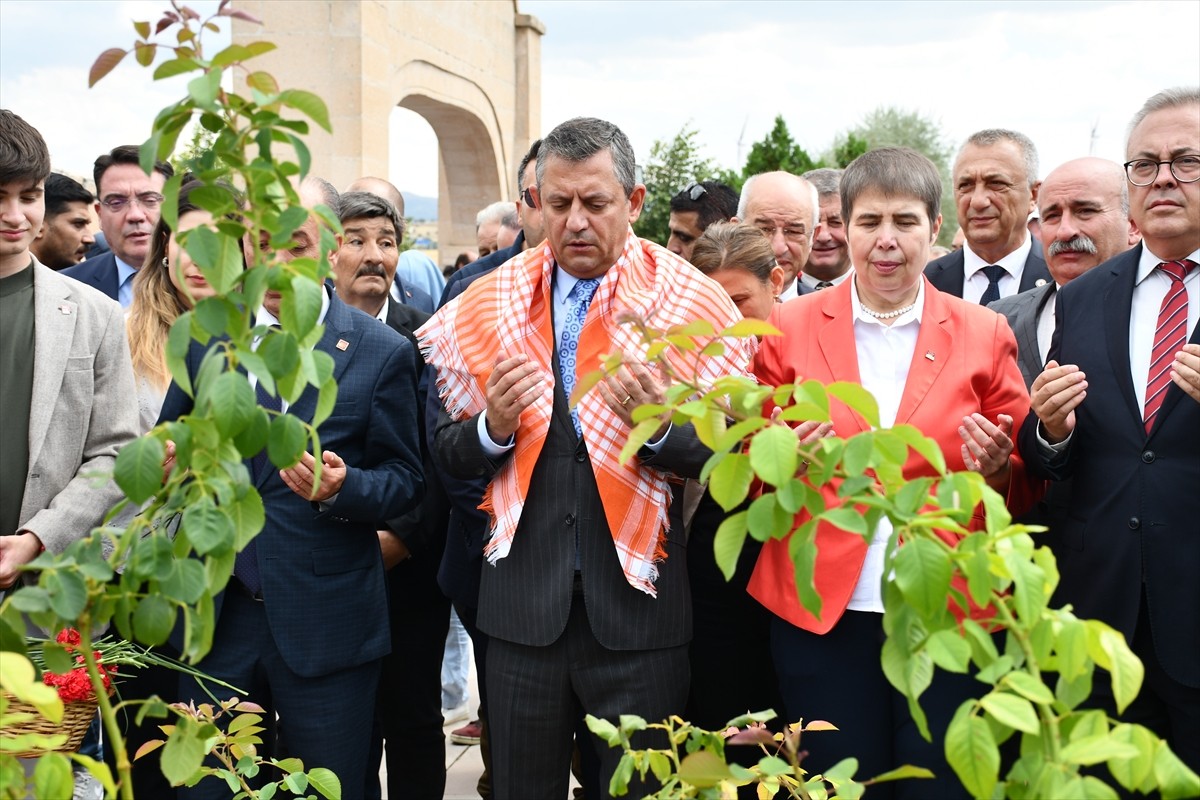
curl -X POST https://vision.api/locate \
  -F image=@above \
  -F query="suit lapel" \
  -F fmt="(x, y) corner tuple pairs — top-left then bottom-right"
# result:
(1017, 284), (1053, 382)
(1150, 312), (1200, 438)
(896, 282), (953, 426)
(28, 266), (76, 469)
(1018, 250), (1049, 292)
(288, 297), (361, 424)
(815, 286), (867, 435)
(1102, 250), (1142, 426)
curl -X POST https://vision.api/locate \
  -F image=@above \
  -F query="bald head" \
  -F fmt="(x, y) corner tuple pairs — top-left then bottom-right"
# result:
(346, 176), (404, 218)
(735, 172), (819, 288)
(1037, 157), (1136, 285)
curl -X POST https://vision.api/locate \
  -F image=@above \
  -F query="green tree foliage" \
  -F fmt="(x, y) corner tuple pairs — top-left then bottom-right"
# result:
(742, 115), (821, 179)
(830, 107), (958, 244)
(170, 125), (217, 176)
(634, 124), (717, 247)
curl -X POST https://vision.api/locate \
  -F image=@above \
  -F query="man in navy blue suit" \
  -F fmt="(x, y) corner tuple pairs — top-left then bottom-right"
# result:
(61, 145), (174, 307)
(162, 178), (424, 797)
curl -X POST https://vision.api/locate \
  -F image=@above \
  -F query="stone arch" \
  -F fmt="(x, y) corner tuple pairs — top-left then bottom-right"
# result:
(232, 0), (544, 258)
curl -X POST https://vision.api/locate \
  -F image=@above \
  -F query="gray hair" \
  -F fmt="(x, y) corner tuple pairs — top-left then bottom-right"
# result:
(801, 167), (844, 199)
(737, 172), (820, 229)
(960, 129), (1040, 186)
(1127, 87), (1200, 146)
(536, 117), (638, 197)
(517, 139), (541, 193)
(301, 175), (341, 218)
(476, 200), (515, 230)
(338, 191), (405, 240)
(841, 147), (942, 226)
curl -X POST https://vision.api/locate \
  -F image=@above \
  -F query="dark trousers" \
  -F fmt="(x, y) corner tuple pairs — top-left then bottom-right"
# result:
(177, 589), (381, 800)
(486, 588), (689, 800)
(771, 611), (975, 800)
(102, 660), (180, 798)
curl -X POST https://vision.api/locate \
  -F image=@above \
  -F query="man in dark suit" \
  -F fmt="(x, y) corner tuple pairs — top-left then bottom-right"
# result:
(990, 157), (1138, 389)
(162, 179), (425, 798)
(330, 190), (452, 800)
(61, 145), (173, 307)
(419, 117), (752, 798)
(1019, 88), (1200, 770)
(925, 129), (1050, 302)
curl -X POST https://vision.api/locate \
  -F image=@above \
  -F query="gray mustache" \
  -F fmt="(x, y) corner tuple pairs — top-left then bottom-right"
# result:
(1047, 235), (1097, 257)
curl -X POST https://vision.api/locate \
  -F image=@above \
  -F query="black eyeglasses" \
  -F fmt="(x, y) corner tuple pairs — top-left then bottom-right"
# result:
(681, 182), (707, 201)
(99, 192), (165, 212)
(522, 187), (536, 208)
(1123, 155), (1200, 186)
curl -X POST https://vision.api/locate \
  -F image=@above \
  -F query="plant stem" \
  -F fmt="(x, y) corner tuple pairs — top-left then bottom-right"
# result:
(989, 597), (1063, 765)
(78, 614), (136, 800)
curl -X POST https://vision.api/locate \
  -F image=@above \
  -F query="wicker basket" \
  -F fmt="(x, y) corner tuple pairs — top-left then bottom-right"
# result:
(1, 691), (98, 758)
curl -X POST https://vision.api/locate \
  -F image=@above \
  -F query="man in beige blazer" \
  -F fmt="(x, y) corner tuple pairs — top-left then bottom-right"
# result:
(0, 109), (138, 593)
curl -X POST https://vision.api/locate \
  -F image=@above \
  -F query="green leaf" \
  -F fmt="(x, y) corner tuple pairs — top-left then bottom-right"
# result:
(678, 750), (732, 789)
(186, 68), (222, 110)
(133, 594), (174, 646)
(1003, 671), (1055, 705)
(33, 753), (74, 800)
(208, 371), (256, 437)
(267, 414), (307, 469)
(944, 703), (999, 799)
(161, 716), (210, 786)
(746, 494), (793, 542)
(306, 767), (341, 799)
(791, 379), (830, 421)
(182, 499), (236, 555)
(1153, 740), (1200, 800)
(229, 489), (266, 549)
(1100, 627), (1144, 715)
(787, 521), (822, 619)
(166, 313), (194, 396)
(924, 629), (970, 673)
(89, 48), (127, 87)
(283, 772), (309, 793)
(160, 558), (208, 604)
(153, 58), (201, 80)
(708, 453), (754, 511)
(891, 424), (947, 474)
(979, 691), (1039, 734)
(869, 764), (935, 783)
(892, 537), (951, 619)
(979, 483), (1012, 535)
(713, 511), (749, 582)
(246, 70), (279, 95)
(134, 41), (155, 67)
(45, 569), (88, 621)
(842, 433), (874, 477)
(1060, 735), (1139, 766)
(280, 275), (323, 339)
(232, 408), (270, 459)
(114, 435), (166, 505)
(819, 507), (868, 536)
(312, 377), (338, 430)
(722, 318), (781, 339)
(585, 715), (620, 747)
(1106, 723), (1156, 792)
(133, 19), (150, 39)
(748, 425), (798, 487)
(280, 89), (332, 132)
(827, 381), (880, 429)
(185, 225), (245, 295)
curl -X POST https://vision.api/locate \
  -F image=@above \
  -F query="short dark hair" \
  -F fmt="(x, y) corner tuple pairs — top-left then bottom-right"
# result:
(518, 139), (542, 193)
(93, 144), (174, 196)
(0, 109), (52, 186)
(537, 117), (637, 197)
(338, 190), (405, 240)
(669, 180), (738, 231)
(841, 147), (942, 225)
(45, 173), (94, 217)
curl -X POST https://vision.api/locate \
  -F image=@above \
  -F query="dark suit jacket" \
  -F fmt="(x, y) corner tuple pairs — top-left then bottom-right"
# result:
(159, 291), (425, 677)
(433, 372), (708, 651)
(924, 245), (1050, 299)
(1017, 244), (1200, 688)
(438, 232), (525, 308)
(393, 275), (435, 314)
(988, 282), (1056, 390)
(61, 251), (121, 302)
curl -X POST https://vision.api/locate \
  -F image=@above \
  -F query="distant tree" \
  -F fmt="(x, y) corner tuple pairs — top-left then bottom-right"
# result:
(635, 123), (717, 246)
(742, 115), (821, 178)
(170, 124), (217, 176)
(829, 107), (958, 244)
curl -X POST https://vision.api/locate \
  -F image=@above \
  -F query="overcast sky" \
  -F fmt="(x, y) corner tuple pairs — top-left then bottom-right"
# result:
(2, 0), (1197, 197)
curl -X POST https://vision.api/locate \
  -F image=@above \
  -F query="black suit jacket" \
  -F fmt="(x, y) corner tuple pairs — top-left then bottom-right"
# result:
(61, 251), (121, 302)
(988, 281), (1056, 390)
(924, 245), (1050, 299)
(159, 292), (425, 676)
(433, 372), (708, 651)
(1017, 244), (1200, 688)
(438, 232), (525, 307)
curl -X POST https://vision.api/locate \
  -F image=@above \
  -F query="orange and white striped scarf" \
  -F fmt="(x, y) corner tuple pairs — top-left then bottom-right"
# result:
(417, 227), (754, 596)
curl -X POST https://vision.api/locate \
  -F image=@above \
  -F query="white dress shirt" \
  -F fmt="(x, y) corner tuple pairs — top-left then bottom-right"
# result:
(962, 236), (1033, 304)
(1036, 285), (1059, 367)
(1129, 245), (1200, 415)
(800, 268), (853, 291)
(846, 279), (924, 613)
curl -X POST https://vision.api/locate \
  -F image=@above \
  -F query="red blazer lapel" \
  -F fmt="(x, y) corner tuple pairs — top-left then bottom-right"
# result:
(896, 278), (954, 426)
(815, 281), (869, 436)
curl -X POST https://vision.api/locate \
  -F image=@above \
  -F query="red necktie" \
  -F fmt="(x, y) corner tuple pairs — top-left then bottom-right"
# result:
(1144, 260), (1195, 432)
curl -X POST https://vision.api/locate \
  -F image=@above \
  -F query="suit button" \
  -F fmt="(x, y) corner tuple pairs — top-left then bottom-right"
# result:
(575, 451), (587, 463)
(1141, 450), (1155, 464)
(1128, 517), (1140, 530)
(565, 513), (575, 527)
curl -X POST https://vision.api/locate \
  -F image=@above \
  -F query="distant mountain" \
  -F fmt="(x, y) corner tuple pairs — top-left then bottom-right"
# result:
(402, 192), (438, 221)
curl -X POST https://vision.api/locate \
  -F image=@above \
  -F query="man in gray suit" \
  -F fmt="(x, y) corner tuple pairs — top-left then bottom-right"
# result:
(420, 117), (752, 799)
(0, 110), (139, 591)
(989, 157), (1139, 388)
(925, 128), (1051, 302)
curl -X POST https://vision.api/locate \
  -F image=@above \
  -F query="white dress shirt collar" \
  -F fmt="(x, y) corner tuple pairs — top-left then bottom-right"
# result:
(800, 268), (853, 291)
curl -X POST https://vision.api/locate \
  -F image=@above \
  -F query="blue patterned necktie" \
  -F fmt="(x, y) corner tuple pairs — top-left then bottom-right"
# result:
(558, 278), (601, 437)
(979, 264), (1006, 305)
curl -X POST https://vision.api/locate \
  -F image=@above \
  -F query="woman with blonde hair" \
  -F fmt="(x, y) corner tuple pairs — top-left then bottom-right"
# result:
(126, 179), (223, 429)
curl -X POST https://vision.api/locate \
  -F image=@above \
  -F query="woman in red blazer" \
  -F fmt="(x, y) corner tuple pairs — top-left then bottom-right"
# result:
(746, 148), (1039, 799)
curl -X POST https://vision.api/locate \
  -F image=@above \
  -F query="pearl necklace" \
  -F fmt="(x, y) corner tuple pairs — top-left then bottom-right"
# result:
(860, 301), (916, 320)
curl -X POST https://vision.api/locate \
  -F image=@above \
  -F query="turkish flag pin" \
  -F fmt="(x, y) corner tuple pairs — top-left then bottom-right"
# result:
(925, 351), (935, 361)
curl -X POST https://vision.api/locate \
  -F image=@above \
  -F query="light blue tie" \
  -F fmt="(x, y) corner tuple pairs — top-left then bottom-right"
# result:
(558, 278), (601, 437)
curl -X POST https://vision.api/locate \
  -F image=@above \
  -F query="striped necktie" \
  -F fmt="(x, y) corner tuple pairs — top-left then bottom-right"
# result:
(1144, 259), (1195, 432)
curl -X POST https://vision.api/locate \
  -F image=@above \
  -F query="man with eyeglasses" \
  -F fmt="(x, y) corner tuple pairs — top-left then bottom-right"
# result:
(666, 180), (737, 262)
(925, 129), (1051, 303)
(1020, 87), (1200, 770)
(733, 171), (818, 300)
(62, 145), (173, 308)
